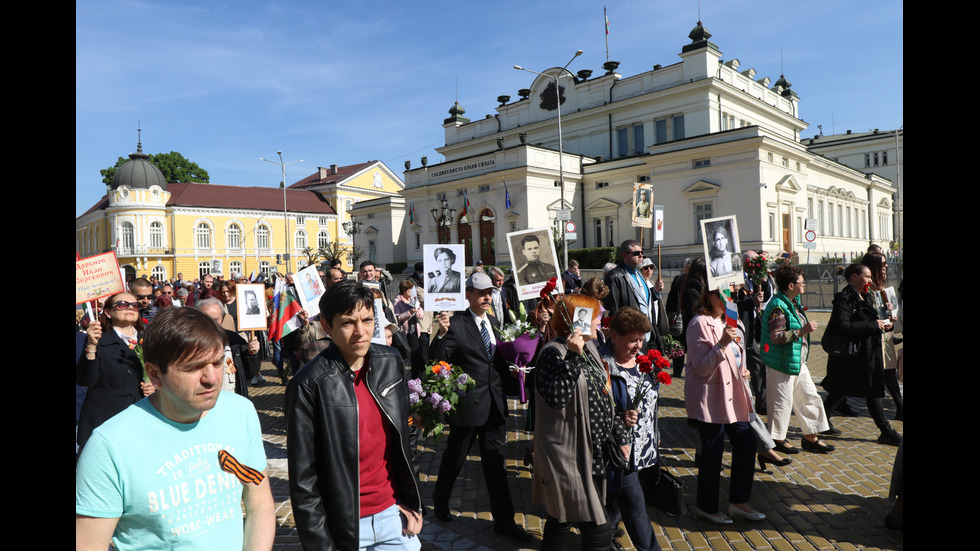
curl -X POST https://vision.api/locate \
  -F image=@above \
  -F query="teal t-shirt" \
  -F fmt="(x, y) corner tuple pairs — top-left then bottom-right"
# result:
(76, 391), (267, 550)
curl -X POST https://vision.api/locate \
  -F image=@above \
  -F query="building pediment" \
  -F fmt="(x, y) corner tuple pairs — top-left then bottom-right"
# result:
(877, 197), (892, 208)
(682, 180), (721, 195)
(364, 225), (380, 237)
(773, 174), (803, 193)
(585, 198), (621, 210)
(546, 198), (575, 211)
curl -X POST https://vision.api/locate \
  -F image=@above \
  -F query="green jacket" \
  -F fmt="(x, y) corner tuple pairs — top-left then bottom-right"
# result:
(760, 292), (809, 375)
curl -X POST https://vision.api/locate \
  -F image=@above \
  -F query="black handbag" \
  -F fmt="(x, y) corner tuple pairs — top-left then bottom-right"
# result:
(821, 321), (862, 359)
(640, 456), (684, 517)
(603, 438), (629, 470)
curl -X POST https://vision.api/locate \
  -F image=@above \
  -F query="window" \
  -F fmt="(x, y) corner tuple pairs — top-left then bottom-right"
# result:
(873, 152), (880, 167)
(152, 265), (166, 281)
(807, 198), (814, 219)
(256, 225), (270, 249)
(369, 240), (377, 262)
(295, 230), (307, 250)
(633, 123), (645, 154)
(318, 231), (330, 249)
(149, 222), (163, 248)
(319, 217), (329, 225)
(864, 153), (871, 168)
(229, 261), (242, 277)
(196, 223), (212, 248)
(818, 200), (824, 234)
(594, 219), (602, 248)
(637, 175), (650, 182)
(345, 200), (353, 213)
(436, 193), (446, 201)
(367, 213), (375, 219)
(837, 205), (843, 236)
(296, 215), (305, 225)
(259, 261), (271, 278)
(768, 213), (775, 240)
(781, 157), (789, 168)
(693, 158), (711, 168)
(479, 184), (490, 193)
(596, 181), (609, 189)
(846, 207), (852, 237)
(457, 189), (466, 196)
(694, 203), (713, 243)
(767, 152), (773, 163)
(227, 224), (242, 249)
(415, 233), (421, 249)
(654, 119), (667, 144)
(796, 161), (801, 171)
(120, 222), (135, 250)
(617, 127), (628, 157)
(883, 151), (888, 165)
(672, 115), (685, 140)
(608, 219), (615, 247)
(198, 261), (211, 279)
(828, 206), (834, 236)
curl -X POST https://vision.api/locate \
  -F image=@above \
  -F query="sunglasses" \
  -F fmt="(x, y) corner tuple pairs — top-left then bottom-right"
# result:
(628, 251), (644, 257)
(641, 266), (654, 271)
(134, 294), (153, 300)
(111, 301), (140, 311)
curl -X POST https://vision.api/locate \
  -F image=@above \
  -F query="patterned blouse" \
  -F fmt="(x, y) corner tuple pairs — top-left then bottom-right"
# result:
(536, 339), (628, 476)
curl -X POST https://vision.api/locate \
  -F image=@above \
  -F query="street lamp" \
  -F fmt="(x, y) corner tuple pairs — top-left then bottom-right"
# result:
(260, 151), (303, 273)
(430, 199), (456, 244)
(514, 49), (582, 271)
(343, 216), (364, 237)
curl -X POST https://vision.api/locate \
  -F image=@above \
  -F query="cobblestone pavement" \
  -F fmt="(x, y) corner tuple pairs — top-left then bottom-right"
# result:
(249, 311), (903, 550)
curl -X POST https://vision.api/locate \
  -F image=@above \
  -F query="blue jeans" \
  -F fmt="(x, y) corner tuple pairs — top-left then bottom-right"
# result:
(607, 470), (662, 551)
(358, 504), (421, 551)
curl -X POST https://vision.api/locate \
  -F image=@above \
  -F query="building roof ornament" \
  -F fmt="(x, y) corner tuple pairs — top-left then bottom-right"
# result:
(111, 132), (168, 191)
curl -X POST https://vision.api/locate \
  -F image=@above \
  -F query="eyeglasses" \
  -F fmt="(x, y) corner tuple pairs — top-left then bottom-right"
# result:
(162, 290), (173, 295)
(628, 251), (644, 257)
(134, 294), (152, 301)
(641, 266), (654, 271)
(111, 301), (140, 311)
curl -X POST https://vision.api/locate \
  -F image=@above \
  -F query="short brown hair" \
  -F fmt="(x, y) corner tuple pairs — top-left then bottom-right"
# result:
(142, 307), (227, 374)
(580, 277), (609, 300)
(551, 294), (601, 337)
(398, 279), (416, 293)
(609, 307), (652, 336)
(773, 263), (804, 292)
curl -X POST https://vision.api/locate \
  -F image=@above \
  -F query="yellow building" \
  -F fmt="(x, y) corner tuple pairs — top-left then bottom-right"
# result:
(75, 144), (342, 282)
(288, 161), (405, 264)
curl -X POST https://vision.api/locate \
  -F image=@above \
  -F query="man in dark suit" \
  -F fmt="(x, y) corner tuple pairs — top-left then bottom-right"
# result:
(429, 272), (530, 543)
(603, 240), (665, 354)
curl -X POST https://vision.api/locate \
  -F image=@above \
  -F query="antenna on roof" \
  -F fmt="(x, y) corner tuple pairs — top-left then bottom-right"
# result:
(698, 0), (701, 22)
(136, 120), (143, 154)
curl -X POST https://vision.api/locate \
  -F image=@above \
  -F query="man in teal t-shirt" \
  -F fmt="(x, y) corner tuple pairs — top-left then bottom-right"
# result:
(76, 307), (275, 550)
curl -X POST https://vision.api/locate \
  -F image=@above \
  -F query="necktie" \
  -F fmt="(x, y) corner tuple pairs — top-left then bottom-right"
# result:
(480, 319), (491, 358)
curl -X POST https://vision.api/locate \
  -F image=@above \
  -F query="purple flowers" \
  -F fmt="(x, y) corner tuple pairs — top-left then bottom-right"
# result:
(457, 373), (469, 386)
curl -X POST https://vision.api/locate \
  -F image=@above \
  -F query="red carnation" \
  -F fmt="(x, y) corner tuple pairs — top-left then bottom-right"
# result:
(636, 354), (653, 374)
(540, 277), (558, 298)
(862, 283), (872, 294)
(601, 317), (612, 328)
(141, 318), (149, 325)
(763, 343), (769, 352)
(649, 349), (663, 359)
(655, 356), (671, 369)
(656, 371), (672, 385)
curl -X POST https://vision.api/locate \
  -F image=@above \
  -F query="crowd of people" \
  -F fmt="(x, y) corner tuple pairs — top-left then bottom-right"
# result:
(76, 243), (903, 549)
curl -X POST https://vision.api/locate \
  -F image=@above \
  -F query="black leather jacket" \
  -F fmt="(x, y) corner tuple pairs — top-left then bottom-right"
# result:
(286, 343), (421, 550)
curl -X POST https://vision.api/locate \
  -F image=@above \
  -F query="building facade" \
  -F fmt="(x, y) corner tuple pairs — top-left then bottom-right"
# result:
(76, 144), (339, 282)
(394, 22), (895, 269)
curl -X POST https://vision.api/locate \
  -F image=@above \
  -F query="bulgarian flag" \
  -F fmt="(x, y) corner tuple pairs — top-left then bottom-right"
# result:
(269, 277), (303, 342)
(462, 190), (471, 217)
(604, 6), (610, 34)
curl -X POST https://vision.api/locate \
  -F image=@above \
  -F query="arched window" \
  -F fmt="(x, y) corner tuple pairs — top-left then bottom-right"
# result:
(256, 225), (270, 249)
(295, 230), (307, 250)
(196, 223), (212, 248)
(227, 224), (242, 249)
(229, 261), (243, 278)
(149, 221), (164, 248)
(151, 265), (166, 281)
(120, 222), (135, 251)
(259, 261), (271, 278)
(198, 261), (211, 279)
(318, 230), (330, 250)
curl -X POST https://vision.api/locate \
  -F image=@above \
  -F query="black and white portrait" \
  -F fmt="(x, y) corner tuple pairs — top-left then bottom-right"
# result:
(236, 283), (268, 331)
(571, 306), (593, 335)
(700, 216), (742, 291)
(422, 243), (467, 311)
(507, 227), (563, 300)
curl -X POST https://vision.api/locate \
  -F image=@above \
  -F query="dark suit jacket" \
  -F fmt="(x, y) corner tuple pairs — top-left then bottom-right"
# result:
(429, 311), (512, 427)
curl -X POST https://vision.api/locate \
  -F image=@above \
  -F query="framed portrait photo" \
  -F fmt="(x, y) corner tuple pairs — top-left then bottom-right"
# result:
(422, 243), (467, 311)
(631, 183), (654, 228)
(295, 264), (326, 318)
(236, 283), (268, 331)
(507, 227), (563, 300)
(700, 215), (742, 292)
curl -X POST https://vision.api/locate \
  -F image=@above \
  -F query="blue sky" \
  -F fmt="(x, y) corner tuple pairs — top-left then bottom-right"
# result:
(76, 0), (903, 217)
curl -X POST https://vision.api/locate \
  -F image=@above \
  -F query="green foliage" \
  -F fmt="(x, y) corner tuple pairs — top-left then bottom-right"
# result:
(568, 247), (619, 269)
(100, 151), (210, 186)
(819, 254), (848, 264)
(301, 247), (321, 267)
(318, 241), (349, 264)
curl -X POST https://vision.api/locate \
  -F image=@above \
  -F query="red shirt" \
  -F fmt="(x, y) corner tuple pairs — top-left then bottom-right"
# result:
(353, 363), (399, 517)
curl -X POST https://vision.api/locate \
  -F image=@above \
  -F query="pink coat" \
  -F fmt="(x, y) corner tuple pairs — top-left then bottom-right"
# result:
(684, 314), (753, 424)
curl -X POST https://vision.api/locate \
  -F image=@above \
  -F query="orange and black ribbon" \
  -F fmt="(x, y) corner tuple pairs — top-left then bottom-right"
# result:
(218, 450), (264, 485)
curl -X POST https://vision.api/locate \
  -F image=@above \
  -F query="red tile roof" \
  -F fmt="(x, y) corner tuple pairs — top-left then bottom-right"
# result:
(77, 182), (336, 219)
(289, 161), (378, 189)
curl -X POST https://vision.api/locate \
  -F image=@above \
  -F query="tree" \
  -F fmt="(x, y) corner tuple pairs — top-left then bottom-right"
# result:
(318, 241), (350, 264)
(101, 151), (210, 186)
(300, 246), (321, 268)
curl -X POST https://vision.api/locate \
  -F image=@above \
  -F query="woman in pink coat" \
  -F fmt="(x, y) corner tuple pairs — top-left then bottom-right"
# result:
(685, 288), (765, 525)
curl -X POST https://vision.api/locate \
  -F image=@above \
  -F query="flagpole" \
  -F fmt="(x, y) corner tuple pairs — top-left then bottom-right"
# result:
(604, 6), (610, 63)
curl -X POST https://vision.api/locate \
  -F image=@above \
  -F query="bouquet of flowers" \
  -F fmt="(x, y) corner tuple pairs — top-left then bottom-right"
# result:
(630, 350), (672, 410)
(498, 305), (540, 404)
(661, 335), (685, 360)
(743, 251), (774, 288)
(408, 360), (476, 443)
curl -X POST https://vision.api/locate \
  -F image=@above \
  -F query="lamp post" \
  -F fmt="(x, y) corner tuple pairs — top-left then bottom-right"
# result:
(343, 216), (364, 268)
(514, 49), (582, 271)
(430, 199), (456, 245)
(260, 151), (303, 274)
